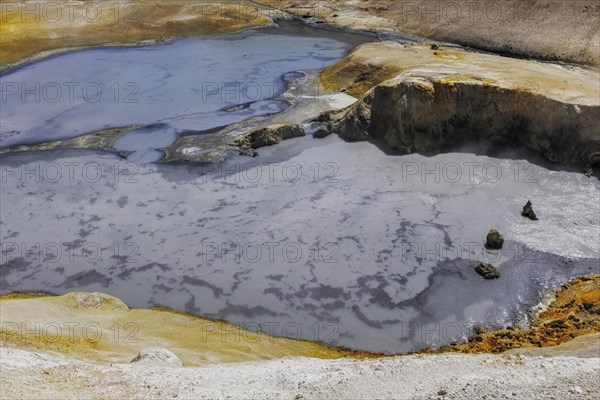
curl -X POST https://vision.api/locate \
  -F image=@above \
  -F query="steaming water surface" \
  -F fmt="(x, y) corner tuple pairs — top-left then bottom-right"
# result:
(1, 26), (599, 353)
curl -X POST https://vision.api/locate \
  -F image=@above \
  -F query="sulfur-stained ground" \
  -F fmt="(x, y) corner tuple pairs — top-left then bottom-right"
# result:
(438, 276), (600, 354)
(1, 276), (598, 365)
(0, 0), (271, 70)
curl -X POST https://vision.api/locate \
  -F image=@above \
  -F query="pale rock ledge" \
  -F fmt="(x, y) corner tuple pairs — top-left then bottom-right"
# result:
(323, 42), (600, 166)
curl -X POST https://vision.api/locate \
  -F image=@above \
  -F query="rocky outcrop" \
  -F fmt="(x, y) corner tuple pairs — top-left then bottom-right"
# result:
(332, 94), (374, 141)
(522, 201), (539, 221)
(328, 43), (600, 166)
(485, 229), (504, 250)
(233, 124), (305, 150)
(475, 262), (501, 280)
(131, 347), (183, 367)
(313, 125), (333, 139)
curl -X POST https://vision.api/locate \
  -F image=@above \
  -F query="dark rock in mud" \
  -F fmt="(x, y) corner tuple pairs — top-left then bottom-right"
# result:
(313, 112), (332, 123)
(334, 92), (373, 141)
(521, 200), (538, 221)
(485, 228), (504, 249)
(233, 124), (305, 150)
(475, 262), (501, 280)
(313, 124), (332, 139)
(239, 148), (259, 157)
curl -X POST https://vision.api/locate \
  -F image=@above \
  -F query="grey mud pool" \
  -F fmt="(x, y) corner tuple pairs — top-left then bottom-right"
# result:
(1, 23), (598, 354)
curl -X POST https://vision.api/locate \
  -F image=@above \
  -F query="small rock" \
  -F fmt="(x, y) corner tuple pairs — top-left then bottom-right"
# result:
(313, 127), (331, 139)
(313, 112), (332, 123)
(485, 228), (504, 249)
(313, 124), (333, 139)
(131, 347), (183, 367)
(475, 262), (501, 279)
(569, 386), (584, 395)
(71, 292), (129, 311)
(233, 124), (305, 150)
(238, 148), (258, 158)
(431, 44), (440, 50)
(521, 200), (538, 220)
(437, 388), (448, 396)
